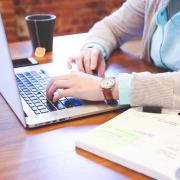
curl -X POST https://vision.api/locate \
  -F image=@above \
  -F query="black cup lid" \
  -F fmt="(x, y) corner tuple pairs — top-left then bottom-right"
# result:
(25, 14), (56, 22)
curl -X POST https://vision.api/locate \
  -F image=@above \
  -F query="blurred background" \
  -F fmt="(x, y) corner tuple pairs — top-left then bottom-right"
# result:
(0, 0), (125, 43)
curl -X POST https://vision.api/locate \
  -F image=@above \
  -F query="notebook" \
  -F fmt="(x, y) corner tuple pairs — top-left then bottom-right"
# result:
(76, 108), (180, 180)
(0, 15), (124, 129)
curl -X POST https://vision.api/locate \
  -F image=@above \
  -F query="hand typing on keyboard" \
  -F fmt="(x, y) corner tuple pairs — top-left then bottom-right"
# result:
(46, 71), (117, 102)
(16, 70), (82, 115)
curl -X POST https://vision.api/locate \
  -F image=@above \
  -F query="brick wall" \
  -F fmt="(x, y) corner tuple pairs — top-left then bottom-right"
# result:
(0, 0), (18, 41)
(0, 0), (125, 42)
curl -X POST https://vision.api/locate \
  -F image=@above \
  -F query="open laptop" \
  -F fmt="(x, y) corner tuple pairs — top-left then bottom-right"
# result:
(0, 15), (124, 129)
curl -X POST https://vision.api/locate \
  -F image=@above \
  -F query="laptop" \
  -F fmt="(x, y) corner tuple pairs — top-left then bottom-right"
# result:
(0, 15), (124, 129)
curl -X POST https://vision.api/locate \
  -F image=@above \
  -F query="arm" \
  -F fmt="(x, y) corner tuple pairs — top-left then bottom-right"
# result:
(122, 71), (180, 108)
(68, 0), (146, 76)
(46, 70), (180, 109)
(84, 0), (146, 57)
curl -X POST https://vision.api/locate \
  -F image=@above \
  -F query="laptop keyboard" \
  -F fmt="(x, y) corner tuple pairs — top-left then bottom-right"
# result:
(16, 69), (82, 115)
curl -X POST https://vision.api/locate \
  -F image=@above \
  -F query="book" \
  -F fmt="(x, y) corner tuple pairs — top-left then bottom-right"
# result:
(76, 108), (180, 180)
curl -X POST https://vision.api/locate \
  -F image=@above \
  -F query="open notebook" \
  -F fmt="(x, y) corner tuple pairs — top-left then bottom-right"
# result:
(76, 108), (180, 180)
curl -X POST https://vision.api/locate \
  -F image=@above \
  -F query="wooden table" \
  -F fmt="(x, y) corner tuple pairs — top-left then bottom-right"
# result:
(0, 34), (165, 180)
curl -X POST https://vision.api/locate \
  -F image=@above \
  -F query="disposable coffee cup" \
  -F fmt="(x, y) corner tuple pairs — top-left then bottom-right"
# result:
(25, 14), (56, 57)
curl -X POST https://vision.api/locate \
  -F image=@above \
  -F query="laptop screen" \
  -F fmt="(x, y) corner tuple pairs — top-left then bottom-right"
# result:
(0, 15), (26, 126)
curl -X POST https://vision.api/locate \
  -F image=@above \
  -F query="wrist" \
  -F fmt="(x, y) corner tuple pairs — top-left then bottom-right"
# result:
(100, 77), (118, 104)
(82, 43), (108, 60)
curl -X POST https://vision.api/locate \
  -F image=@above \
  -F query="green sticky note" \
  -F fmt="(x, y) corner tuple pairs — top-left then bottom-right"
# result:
(85, 123), (139, 152)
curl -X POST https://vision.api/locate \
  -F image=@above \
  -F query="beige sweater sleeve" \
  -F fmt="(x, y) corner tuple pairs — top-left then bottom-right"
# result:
(84, 0), (145, 57)
(131, 71), (180, 108)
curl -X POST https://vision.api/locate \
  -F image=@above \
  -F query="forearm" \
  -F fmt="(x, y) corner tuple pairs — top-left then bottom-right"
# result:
(131, 71), (180, 108)
(118, 71), (180, 109)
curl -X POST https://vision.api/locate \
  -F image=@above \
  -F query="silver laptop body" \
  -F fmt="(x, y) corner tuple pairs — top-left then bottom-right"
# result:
(0, 15), (123, 128)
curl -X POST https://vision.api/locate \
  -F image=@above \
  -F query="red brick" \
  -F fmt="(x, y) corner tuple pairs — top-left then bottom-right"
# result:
(0, 0), (125, 42)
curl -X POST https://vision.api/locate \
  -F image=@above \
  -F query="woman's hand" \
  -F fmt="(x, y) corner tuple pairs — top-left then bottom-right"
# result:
(46, 71), (105, 102)
(67, 48), (106, 77)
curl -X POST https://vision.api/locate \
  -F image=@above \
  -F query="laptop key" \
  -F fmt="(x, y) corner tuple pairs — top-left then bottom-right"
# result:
(46, 105), (56, 111)
(24, 97), (29, 101)
(54, 101), (65, 110)
(44, 101), (57, 111)
(26, 100), (31, 104)
(29, 103), (35, 108)
(32, 100), (40, 104)
(21, 94), (27, 98)
(35, 103), (42, 107)
(39, 96), (46, 100)
(29, 97), (37, 101)
(42, 99), (47, 103)
(37, 106), (46, 110)
(34, 110), (41, 115)
(40, 109), (49, 113)
(32, 107), (38, 111)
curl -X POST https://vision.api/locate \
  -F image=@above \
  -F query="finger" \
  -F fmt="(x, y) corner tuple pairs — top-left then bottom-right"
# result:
(90, 48), (100, 70)
(47, 79), (70, 98)
(98, 58), (106, 77)
(76, 54), (85, 72)
(46, 75), (69, 92)
(46, 78), (56, 93)
(46, 80), (71, 100)
(52, 89), (62, 102)
(83, 49), (92, 74)
(52, 89), (73, 102)
(67, 57), (76, 69)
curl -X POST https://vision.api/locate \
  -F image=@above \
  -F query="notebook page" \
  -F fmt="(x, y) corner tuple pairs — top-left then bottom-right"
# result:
(76, 108), (180, 180)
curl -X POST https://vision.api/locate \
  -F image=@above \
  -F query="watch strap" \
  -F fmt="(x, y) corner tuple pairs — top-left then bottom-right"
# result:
(102, 88), (114, 101)
(102, 89), (117, 105)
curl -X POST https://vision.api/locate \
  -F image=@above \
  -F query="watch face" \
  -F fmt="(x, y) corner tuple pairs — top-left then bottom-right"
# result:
(100, 77), (115, 89)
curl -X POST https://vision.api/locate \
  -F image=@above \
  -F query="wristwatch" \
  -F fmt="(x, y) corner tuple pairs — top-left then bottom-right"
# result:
(100, 77), (117, 105)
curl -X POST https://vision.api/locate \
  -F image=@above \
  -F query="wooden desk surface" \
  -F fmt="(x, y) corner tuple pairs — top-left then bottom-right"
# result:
(0, 34), (165, 180)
